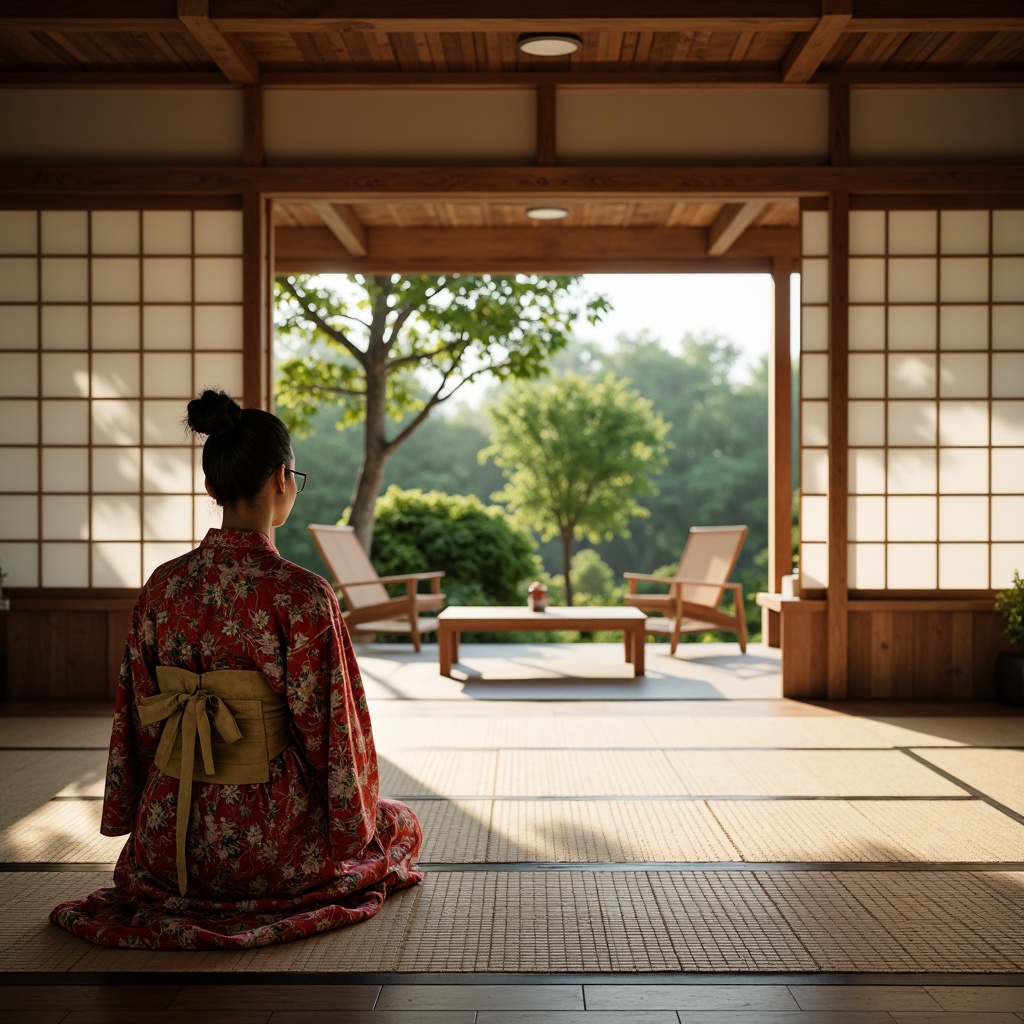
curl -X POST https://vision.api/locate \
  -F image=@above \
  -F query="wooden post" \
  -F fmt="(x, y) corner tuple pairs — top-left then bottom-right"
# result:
(243, 85), (264, 167)
(829, 83), (850, 166)
(536, 84), (556, 167)
(242, 191), (268, 409)
(770, 255), (793, 595)
(827, 191), (850, 699)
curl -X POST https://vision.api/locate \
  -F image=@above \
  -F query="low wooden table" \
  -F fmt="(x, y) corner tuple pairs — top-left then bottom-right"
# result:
(437, 606), (646, 678)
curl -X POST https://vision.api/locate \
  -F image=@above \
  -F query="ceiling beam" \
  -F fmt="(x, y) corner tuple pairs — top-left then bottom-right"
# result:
(308, 200), (368, 256)
(707, 200), (767, 256)
(781, 0), (852, 84)
(177, 0), (260, 84)
(274, 225), (798, 275)
(1, 165), (1022, 198)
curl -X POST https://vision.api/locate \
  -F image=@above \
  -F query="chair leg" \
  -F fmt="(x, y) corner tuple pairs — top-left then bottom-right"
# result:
(669, 618), (682, 655)
(410, 617), (422, 653)
(735, 586), (748, 653)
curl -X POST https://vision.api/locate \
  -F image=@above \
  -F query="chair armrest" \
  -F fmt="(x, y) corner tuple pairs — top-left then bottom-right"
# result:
(623, 572), (672, 584)
(376, 571), (446, 584)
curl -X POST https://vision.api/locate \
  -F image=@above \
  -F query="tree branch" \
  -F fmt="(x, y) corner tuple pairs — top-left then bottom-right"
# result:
(278, 277), (366, 365)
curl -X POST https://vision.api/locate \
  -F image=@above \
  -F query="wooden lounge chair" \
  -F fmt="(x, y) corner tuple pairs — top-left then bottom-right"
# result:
(624, 525), (749, 654)
(308, 523), (445, 652)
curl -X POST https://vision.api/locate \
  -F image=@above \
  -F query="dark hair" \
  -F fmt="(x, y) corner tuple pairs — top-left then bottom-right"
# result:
(186, 389), (292, 507)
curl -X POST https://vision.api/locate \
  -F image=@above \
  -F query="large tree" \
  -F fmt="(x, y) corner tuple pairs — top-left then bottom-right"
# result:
(275, 273), (606, 551)
(482, 372), (669, 606)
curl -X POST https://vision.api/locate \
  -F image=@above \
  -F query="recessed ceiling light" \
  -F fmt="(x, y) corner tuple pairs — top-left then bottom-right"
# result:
(517, 33), (582, 57)
(526, 207), (570, 221)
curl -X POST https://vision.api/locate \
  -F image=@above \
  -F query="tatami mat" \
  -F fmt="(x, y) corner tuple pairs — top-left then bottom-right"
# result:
(0, 717), (111, 750)
(0, 750), (107, 830)
(5, 869), (1022, 972)
(911, 748), (1024, 816)
(0, 800), (123, 863)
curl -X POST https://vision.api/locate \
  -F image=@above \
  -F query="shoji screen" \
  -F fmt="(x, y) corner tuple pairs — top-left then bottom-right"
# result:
(0, 208), (245, 588)
(799, 206), (1024, 594)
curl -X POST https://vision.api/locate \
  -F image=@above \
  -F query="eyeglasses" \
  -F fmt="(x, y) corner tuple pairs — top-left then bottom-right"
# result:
(289, 469), (307, 493)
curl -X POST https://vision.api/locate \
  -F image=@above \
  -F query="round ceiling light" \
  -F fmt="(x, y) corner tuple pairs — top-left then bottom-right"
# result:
(526, 207), (570, 221)
(517, 33), (582, 57)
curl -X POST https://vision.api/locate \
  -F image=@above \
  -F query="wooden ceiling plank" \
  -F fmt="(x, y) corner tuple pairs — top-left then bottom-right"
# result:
(178, 0), (259, 82)
(309, 200), (369, 257)
(782, 0), (852, 83)
(729, 30), (756, 61)
(707, 199), (767, 255)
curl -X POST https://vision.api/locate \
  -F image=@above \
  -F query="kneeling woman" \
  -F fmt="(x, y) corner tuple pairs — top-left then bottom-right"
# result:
(52, 390), (422, 949)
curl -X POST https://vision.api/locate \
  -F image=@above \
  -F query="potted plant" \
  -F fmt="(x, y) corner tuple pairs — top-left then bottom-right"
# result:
(994, 570), (1024, 707)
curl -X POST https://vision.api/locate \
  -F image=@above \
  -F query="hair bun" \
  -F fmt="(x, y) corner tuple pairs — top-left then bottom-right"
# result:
(186, 389), (242, 437)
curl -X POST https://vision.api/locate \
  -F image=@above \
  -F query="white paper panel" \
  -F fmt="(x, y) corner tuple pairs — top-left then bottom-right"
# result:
(993, 306), (1024, 350)
(800, 400), (828, 446)
(801, 494), (828, 543)
(849, 449), (886, 494)
(992, 496), (1024, 541)
(992, 401), (1024, 445)
(143, 494), (194, 541)
(0, 353), (38, 397)
(0, 212), (37, 254)
(939, 544), (989, 589)
(91, 211), (139, 255)
(849, 495), (886, 542)
(0, 258), (38, 302)
(888, 449), (937, 494)
(143, 542), (192, 580)
(940, 258), (989, 303)
(992, 355), (1024, 398)
(849, 543), (885, 589)
(888, 306), (936, 351)
(0, 306), (38, 349)
(802, 211), (828, 256)
(194, 353), (243, 399)
(938, 495), (989, 541)
(888, 258), (937, 303)
(888, 402), (937, 446)
(0, 542), (37, 586)
(801, 448), (829, 494)
(941, 210), (989, 254)
(848, 306), (885, 350)
(143, 401), (190, 445)
(40, 211), (88, 255)
(41, 352), (89, 398)
(888, 496), (937, 541)
(849, 258), (885, 303)
(194, 258), (243, 303)
(92, 542), (141, 587)
(144, 448), (193, 494)
(91, 399), (140, 445)
(91, 258), (140, 303)
(90, 306), (140, 351)
(194, 305), (243, 350)
(41, 305), (88, 349)
(799, 542), (827, 589)
(92, 447), (140, 492)
(888, 211), (937, 255)
(939, 448), (989, 494)
(939, 354), (988, 399)
(142, 211), (191, 255)
(92, 495), (140, 541)
(42, 448), (88, 493)
(194, 211), (243, 255)
(143, 258), (192, 303)
(849, 401), (886, 446)
(888, 353), (936, 398)
(849, 211), (885, 255)
(993, 210), (1024, 254)
(801, 306), (828, 351)
(143, 305), (192, 349)
(800, 353), (828, 399)
(993, 545), (1024, 589)
(194, 495), (221, 537)
(0, 497), (37, 540)
(993, 258), (1024, 302)
(41, 495), (87, 540)
(992, 449), (1024, 493)
(144, 353), (192, 398)
(848, 353), (885, 398)
(91, 352), (140, 399)
(0, 400), (38, 444)
(41, 258), (89, 303)
(937, 400), (989, 446)
(41, 400), (88, 445)
(887, 543), (937, 589)
(42, 542), (89, 587)
(801, 258), (828, 304)
(0, 448), (38, 492)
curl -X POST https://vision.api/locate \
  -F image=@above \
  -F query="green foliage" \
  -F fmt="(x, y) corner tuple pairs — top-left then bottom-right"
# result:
(995, 570), (1024, 648)
(482, 371), (669, 601)
(368, 486), (539, 607)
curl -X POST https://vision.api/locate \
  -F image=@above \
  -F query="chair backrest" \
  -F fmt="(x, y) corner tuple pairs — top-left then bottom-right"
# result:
(307, 524), (389, 609)
(675, 525), (748, 607)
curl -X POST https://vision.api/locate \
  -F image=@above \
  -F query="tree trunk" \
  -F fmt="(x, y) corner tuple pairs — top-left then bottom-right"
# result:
(562, 531), (574, 607)
(347, 353), (390, 553)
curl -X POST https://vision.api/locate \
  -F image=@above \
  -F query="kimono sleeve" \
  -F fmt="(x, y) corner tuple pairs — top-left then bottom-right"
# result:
(100, 598), (161, 836)
(284, 577), (379, 863)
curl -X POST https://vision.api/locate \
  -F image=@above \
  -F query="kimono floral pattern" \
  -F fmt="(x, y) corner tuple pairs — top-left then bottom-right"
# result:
(50, 529), (422, 949)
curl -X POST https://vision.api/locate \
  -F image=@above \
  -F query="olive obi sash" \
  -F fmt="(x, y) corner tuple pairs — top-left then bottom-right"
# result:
(138, 667), (291, 896)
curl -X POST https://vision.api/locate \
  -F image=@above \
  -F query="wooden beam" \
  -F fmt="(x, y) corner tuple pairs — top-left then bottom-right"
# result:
(769, 255), (793, 595)
(2, 165), (1022, 198)
(274, 225), (797, 274)
(781, 0), (852, 84)
(536, 84), (556, 167)
(308, 200), (369, 257)
(243, 84), (263, 167)
(707, 200), (766, 256)
(826, 190), (850, 701)
(829, 82), (850, 166)
(177, 0), (260, 84)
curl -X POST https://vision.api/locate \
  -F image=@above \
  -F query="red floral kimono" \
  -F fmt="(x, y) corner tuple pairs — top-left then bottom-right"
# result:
(51, 529), (422, 949)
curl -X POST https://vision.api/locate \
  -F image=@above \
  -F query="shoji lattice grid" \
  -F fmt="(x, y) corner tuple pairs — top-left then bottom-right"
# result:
(0, 209), (245, 588)
(799, 209), (830, 591)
